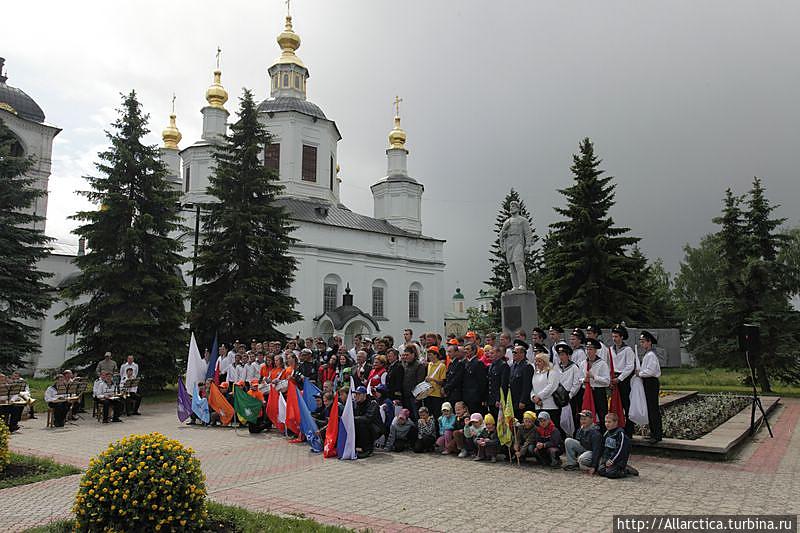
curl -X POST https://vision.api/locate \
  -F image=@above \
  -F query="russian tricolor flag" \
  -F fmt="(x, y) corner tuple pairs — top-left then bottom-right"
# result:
(336, 378), (357, 460)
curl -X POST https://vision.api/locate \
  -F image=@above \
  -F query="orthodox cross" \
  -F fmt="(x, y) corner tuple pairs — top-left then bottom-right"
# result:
(393, 95), (403, 117)
(216, 47), (222, 69)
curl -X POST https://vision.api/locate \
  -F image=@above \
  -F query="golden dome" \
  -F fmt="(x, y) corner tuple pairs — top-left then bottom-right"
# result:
(388, 115), (407, 150)
(161, 113), (182, 150)
(275, 16), (305, 68)
(205, 70), (228, 109)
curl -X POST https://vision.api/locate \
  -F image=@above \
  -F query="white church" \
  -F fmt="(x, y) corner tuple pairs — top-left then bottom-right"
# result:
(1, 12), (447, 374)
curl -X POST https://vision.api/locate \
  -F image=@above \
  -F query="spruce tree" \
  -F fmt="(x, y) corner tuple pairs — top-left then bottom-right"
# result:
(0, 117), (53, 371)
(540, 138), (641, 326)
(56, 92), (185, 390)
(190, 89), (300, 343)
(485, 188), (540, 329)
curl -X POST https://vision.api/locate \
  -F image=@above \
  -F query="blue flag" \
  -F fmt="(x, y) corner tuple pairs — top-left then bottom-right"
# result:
(302, 378), (321, 412)
(205, 333), (219, 381)
(191, 383), (210, 424)
(297, 384), (323, 453)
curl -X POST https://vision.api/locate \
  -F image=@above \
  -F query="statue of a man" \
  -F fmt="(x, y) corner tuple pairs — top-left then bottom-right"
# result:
(499, 201), (534, 290)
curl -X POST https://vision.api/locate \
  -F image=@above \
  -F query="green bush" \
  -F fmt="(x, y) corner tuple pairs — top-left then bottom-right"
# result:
(74, 432), (207, 531)
(0, 419), (9, 472)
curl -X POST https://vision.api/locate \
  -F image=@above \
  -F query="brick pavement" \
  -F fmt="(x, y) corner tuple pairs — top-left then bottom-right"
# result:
(1, 399), (798, 533)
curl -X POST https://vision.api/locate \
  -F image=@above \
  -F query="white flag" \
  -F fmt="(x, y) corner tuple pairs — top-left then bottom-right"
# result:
(185, 332), (205, 397)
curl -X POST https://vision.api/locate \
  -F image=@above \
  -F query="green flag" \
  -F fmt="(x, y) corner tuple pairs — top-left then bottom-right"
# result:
(233, 385), (263, 424)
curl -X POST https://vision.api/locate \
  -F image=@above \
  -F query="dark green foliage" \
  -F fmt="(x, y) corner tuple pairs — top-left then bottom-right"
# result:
(190, 89), (300, 345)
(678, 179), (800, 391)
(539, 138), (642, 326)
(55, 92), (185, 390)
(0, 117), (53, 371)
(485, 188), (540, 330)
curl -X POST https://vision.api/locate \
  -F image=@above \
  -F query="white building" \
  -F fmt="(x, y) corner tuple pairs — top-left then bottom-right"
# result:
(163, 13), (445, 347)
(1, 11), (447, 374)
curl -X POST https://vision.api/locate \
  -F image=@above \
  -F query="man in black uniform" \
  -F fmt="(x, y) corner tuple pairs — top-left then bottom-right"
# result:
(462, 343), (487, 415)
(486, 345), (510, 411)
(443, 344), (464, 406)
(509, 340), (534, 421)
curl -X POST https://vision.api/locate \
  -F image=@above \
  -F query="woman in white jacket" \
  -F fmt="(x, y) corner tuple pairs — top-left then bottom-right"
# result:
(531, 353), (562, 430)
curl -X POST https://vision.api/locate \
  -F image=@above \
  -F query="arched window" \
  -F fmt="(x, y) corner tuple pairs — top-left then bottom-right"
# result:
(409, 282), (422, 320)
(372, 279), (387, 319)
(323, 274), (341, 313)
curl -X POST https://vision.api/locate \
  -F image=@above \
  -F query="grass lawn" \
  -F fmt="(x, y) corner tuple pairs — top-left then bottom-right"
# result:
(24, 501), (354, 533)
(661, 367), (800, 397)
(23, 378), (177, 414)
(0, 453), (81, 490)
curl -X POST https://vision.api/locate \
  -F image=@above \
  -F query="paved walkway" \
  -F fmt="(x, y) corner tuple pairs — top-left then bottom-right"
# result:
(2, 399), (798, 532)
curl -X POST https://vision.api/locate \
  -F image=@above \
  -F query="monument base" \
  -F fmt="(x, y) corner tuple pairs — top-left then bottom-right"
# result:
(501, 290), (538, 335)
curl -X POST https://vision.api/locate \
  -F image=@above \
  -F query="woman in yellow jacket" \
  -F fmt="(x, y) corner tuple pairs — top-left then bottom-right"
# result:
(424, 346), (448, 419)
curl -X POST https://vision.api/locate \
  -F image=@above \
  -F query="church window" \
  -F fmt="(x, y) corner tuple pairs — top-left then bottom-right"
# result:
(323, 283), (337, 313)
(302, 145), (317, 182)
(184, 166), (191, 193)
(283, 74), (289, 87)
(408, 290), (419, 320)
(294, 74), (300, 89)
(10, 139), (24, 157)
(372, 279), (387, 318)
(329, 156), (334, 190)
(265, 143), (280, 173)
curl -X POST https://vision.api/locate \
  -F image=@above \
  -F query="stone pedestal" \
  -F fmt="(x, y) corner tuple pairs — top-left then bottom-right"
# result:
(501, 290), (538, 335)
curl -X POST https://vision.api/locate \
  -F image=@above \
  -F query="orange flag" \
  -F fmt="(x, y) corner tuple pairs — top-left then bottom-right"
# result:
(285, 379), (301, 436)
(208, 382), (234, 426)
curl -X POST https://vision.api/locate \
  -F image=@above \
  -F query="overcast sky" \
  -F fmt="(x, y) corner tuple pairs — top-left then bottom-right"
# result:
(5, 0), (799, 307)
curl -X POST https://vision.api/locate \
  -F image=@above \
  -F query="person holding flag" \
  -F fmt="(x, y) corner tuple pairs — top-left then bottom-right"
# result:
(352, 386), (382, 458)
(609, 324), (633, 434)
(336, 379), (358, 460)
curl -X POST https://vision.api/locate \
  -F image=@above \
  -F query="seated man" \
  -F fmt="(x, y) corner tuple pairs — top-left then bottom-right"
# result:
(0, 373), (25, 432)
(351, 386), (383, 458)
(597, 412), (632, 478)
(93, 371), (123, 423)
(563, 409), (603, 472)
(45, 374), (71, 427)
(11, 372), (36, 420)
(120, 367), (141, 415)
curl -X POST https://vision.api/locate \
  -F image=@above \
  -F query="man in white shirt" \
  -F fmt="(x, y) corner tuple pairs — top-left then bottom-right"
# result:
(93, 371), (123, 423)
(119, 355), (139, 379)
(398, 329), (421, 361)
(638, 330), (662, 443)
(548, 325), (567, 364)
(610, 324), (636, 436)
(569, 329), (588, 365)
(585, 325), (609, 363)
(120, 367), (142, 416)
(45, 374), (70, 427)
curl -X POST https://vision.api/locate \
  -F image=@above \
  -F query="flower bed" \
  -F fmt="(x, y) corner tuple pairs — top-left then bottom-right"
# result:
(636, 393), (751, 440)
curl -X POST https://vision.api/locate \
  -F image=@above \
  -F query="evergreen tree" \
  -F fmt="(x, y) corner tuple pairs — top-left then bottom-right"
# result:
(684, 181), (800, 391)
(485, 188), (540, 329)
(56, 92), (185, 390)
(190, 89), (300, 343)
(627, 247), (680, 327)
(0, 118), (53, 371)
(539, 138), (641, 326)
(673, 234), (723, 331)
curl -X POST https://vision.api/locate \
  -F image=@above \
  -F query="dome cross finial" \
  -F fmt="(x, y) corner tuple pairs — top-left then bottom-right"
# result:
(216, 47), (222, 69)
(393, 95), (403, 118)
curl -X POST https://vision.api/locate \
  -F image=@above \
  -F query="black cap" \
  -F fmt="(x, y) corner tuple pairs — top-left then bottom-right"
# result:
(513, 339), (529, 351)
(548, 325), (564, 334)
(586, 324), (603, 335)
(531, 327), (546, 337)
(556, 343), (574, 356)
(586, 338), (602, 350)
(640, 330), (657, 344)
(571, 328), (586, 343)
(611, 324), (629, 340)
(533, 343), (548, 354)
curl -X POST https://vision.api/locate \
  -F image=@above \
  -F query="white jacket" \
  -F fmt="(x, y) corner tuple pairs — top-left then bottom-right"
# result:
(531, 368), (560, 410)
(557, 362), (583, 399)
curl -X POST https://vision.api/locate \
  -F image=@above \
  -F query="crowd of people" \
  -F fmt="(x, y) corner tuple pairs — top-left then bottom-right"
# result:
(186, 324), (663, 478)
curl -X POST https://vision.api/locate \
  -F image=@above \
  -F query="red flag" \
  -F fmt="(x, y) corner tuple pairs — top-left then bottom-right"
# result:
(581, 360), (597, 423)
(323, 396), (339, 458)
(265, 385), (283, 431)
(208, 383), (234, 426)
(214, 365), (220, 386)
(285, 379), (301, 436)
(608, 345), (626, 428)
